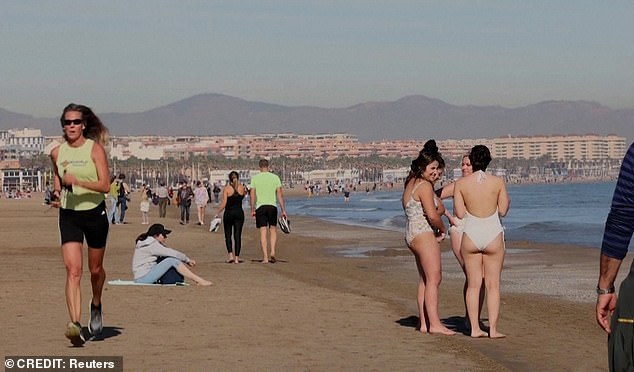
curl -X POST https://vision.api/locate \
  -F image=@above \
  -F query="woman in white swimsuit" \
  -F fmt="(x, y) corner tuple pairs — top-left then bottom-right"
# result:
(402, 140), (454, 335)
(453, 145), (510, 339)
(438, 154), (484, 329)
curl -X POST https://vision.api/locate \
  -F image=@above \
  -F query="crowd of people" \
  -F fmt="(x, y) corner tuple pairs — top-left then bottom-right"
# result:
(47, 103), (634, 370)
(49, 103), (288, 347)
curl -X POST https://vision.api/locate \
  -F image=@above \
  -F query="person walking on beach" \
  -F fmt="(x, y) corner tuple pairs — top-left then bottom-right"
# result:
(50, 103), (111, 346)
(596, 142), (634, 371)
(140, 187), (151, 225)
(402, 140), (454, 335)
(176, 180), (193, 225)
(115, 173), (129, 224)
(453, 145), (509, 338)
(194, 180), (209, 225)
(133, 223), (212, 285)
(250, 159), (287, 263)
(214, 171), (246, 264)
(106, 175), (119, 224)
(155, 180), (169, 218)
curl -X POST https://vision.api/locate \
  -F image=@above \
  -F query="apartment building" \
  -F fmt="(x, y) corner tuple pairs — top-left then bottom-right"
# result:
(38, 132), (628, 162)
(491, 134), (626, 160)
(0, 128), (45, 160)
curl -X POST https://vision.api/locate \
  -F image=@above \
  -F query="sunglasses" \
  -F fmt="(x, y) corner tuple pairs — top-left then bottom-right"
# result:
(63, 119), (83, 126)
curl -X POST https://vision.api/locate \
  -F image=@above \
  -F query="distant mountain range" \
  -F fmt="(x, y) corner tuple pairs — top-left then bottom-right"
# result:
(1, 93), (632, 142)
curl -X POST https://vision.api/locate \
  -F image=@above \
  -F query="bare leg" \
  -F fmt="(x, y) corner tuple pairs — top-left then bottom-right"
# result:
(461, 234), (488, 338)
(259, 227), (269, 263)
(411, 233), (455, 335)
(62, 243), (83, 323)
(269, 226), (277, 259)
(87, 247), (106, 307)
(198, 206), (205, 224)
(483, 234), (506, 338)
(451, 230), (470, 328)
(412, 252), (428, 333)
(176, 263), (212, 286)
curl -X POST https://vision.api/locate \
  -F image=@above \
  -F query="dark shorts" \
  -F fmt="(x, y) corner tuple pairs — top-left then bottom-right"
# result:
(255, 205), (278, 228)
(59, 201), (109, 248)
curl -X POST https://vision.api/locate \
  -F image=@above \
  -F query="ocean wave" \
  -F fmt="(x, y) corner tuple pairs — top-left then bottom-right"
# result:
(360, 198), (401, 203)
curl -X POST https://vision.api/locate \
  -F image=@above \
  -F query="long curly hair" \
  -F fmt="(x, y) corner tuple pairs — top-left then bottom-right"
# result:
(60, 103), (109, 146)
(405, 139), (443, 185)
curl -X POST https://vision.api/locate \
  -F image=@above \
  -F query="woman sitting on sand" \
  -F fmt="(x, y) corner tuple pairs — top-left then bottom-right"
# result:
(402, 140), (454, 335)
(453, 145), (509, 338)
(133, 223), (212, 286)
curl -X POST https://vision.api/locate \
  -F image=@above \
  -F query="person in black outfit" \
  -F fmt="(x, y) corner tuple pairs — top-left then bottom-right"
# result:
(214, 171), (246, 263)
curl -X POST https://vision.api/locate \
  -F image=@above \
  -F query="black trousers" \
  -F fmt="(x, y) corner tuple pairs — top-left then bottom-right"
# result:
(223, 208), (244, 256)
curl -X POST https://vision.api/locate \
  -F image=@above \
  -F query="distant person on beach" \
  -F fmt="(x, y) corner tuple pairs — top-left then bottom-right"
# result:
(106, 175), (119, 224)
(176, 181), (193, 225)
(402, 140), (453, 335)
(155, 180), (169, 218)
(194, 180), (209, 225)
(214, 171), (246, 264)
(453, 145), (510, 338)
(249, 159), (287, 263)
(437, 154), (484, 328)
(115, 174), (129, 224)
(133, 223), (212, 285)
(140, 187), (150, 225)
(50, 103), (111, 346)
(596, 142), (634, 371)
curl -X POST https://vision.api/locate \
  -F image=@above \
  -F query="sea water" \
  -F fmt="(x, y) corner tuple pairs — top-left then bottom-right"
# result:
(284, 182), (629, 250)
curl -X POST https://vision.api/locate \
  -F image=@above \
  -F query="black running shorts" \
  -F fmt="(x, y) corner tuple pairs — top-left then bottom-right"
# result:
(255, 205), (278, 228)
(59, 201), (109, 248)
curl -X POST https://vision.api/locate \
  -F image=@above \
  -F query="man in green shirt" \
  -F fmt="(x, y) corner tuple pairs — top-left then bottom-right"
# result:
(249, 159), (287, 263)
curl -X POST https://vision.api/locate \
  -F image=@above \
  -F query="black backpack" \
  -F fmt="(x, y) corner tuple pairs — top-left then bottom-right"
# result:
(118, 181), (127, 198)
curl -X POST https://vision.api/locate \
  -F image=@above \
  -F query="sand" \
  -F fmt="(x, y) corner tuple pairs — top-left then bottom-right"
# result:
(1, 193), (627, 371)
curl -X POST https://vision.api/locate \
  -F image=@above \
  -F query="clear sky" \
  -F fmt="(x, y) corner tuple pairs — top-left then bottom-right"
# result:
(2, 1), (633, 117)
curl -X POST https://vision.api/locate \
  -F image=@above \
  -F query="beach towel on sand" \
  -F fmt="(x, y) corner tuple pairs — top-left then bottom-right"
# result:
(107, 279), (188, 286)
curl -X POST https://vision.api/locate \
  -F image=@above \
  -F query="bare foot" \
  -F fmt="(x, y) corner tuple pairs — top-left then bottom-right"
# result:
(470, 329), (489, 338)
(489, 331), (506, 339)
(429, 326), (456, 335)
(416, 320), (428, 334)
(261, 260), (269, 264)
(196, 280), (213, 286)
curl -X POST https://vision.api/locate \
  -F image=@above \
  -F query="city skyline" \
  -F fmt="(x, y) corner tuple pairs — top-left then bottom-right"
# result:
(1, 1), (633, 118)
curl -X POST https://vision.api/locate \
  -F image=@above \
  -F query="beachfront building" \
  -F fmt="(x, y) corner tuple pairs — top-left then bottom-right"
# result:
(490, 134), (626, 161)
(0, 128), (45, 160)
(18, 131), (634, 164)
(0, 167), (44, 194)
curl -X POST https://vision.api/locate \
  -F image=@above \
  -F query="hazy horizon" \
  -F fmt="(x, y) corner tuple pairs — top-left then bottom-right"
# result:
(2, 1), (633, 117)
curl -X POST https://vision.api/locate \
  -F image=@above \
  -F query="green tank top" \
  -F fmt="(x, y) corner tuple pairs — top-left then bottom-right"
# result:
(56, 139), (105, 211)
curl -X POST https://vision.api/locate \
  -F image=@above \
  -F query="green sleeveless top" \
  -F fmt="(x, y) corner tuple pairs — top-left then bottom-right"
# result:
(56, 139), (105, 211)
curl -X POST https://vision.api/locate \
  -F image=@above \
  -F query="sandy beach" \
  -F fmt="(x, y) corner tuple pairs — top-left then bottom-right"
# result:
(0, 193), (627, 371)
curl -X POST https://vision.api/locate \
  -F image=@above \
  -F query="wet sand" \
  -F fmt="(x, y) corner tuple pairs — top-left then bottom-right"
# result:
(0, 194), (627, 371)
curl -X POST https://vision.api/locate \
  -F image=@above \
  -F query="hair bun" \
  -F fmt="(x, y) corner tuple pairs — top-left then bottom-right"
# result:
(423, 139), (438, 154)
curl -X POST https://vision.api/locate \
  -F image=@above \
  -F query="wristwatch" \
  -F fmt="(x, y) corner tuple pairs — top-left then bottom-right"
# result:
(596, 286), (616, 295)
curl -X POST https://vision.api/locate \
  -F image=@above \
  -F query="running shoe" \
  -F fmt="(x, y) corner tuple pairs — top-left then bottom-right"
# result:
(65, 321), (85, 346)
(88, 302), (103, 335)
